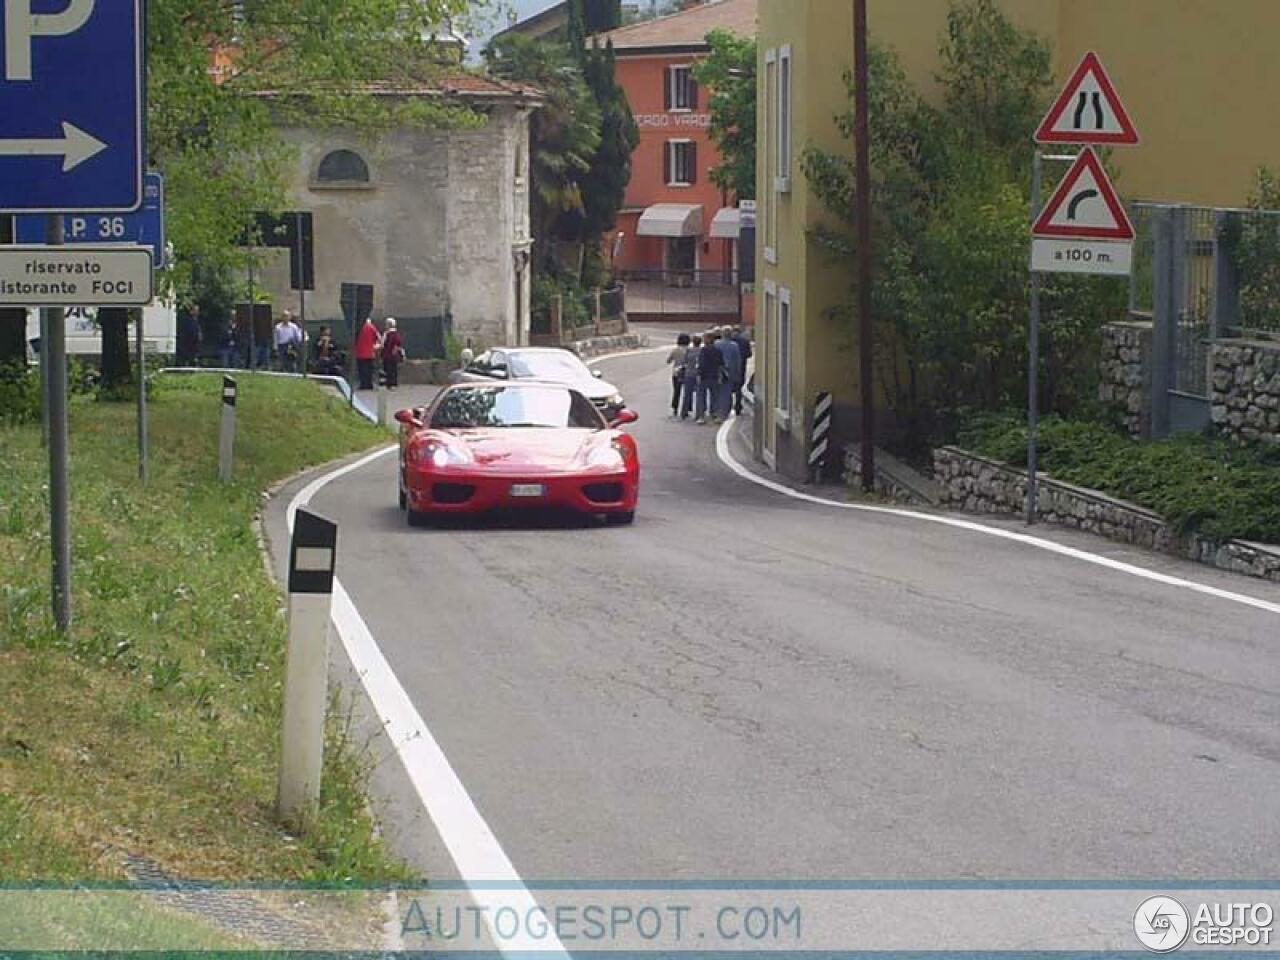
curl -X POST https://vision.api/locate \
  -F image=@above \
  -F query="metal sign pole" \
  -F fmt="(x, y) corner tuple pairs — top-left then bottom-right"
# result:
(1027, 148), (1043, 525)
(46, 214), (71, 631)
(39, 306), (50, 448)
(136, 307), (148, 484)
(299, 288), (308, 379)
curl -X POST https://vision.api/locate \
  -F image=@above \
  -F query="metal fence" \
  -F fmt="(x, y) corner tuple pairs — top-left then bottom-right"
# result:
(619, 268), (741, 318)
(1127, 201), (1280, 435)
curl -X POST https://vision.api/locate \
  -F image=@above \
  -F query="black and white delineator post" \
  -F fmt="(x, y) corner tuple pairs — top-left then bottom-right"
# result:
(376, 378), (388, 426)
(809, 392), (833, 482)
(278, 508), (338, 829)
(218, 376), (237, 482)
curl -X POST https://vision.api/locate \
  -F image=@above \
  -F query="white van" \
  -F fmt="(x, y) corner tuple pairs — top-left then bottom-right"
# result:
(24, 302), (176, 360)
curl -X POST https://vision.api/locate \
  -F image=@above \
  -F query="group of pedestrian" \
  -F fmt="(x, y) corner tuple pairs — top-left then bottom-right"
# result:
(666, 326), (753, 424)
(353, 315), (405, 391)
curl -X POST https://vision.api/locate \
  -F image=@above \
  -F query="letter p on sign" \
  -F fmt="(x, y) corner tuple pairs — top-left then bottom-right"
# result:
(4, 0), (95, 81)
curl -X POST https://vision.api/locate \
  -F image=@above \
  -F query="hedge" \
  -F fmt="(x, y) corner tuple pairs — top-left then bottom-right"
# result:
(957, 413), (1280, 545)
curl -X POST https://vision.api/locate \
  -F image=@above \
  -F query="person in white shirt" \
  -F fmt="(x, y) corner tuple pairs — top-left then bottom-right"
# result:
(274, 310), (303, 373)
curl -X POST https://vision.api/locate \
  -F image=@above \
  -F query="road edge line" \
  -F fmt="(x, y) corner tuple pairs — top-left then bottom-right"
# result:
(286, 446), (571, 958)
(714, 419), (1280, 617)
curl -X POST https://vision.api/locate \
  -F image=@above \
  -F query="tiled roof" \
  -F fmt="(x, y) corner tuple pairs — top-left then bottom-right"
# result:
(251, 71), (543, 102)
(596, 0), (757, 50)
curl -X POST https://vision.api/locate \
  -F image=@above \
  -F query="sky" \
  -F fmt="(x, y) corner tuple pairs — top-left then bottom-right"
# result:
(465, 0), (665, 56)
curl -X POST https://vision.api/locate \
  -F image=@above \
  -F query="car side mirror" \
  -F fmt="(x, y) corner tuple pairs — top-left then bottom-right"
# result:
(394, 409), (422, 428)
(592, 369), (604, 379)
(610, 408), (639, 427)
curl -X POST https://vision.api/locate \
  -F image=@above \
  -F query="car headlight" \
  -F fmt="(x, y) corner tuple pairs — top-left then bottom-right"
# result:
(586, 442), (625, 468)
(408, 441), (471, 467)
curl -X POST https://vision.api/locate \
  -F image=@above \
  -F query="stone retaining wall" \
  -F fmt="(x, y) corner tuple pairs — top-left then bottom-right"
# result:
(1098, 321), (1152, 439)
(1210, 338), (1280, 446)
(933, 445), (1280, 583)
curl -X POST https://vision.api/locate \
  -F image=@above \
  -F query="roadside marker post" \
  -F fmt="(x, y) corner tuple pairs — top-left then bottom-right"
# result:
(218, 376), (237, 482)
(1026, 51), (1139, 524)
(278, 508), (338, 831)
(376, 379), (388, 426)
(808, 391), (833, 483)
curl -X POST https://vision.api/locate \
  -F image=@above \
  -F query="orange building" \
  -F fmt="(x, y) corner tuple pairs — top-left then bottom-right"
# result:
(598, 0), (757, 316)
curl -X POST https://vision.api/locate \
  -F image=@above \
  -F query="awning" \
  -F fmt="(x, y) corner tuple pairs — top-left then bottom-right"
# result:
(709, 206), (740, 239)
(636, 203), (703, 238)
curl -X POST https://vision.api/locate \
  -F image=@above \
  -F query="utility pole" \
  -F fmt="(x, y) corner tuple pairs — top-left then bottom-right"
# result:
(853, 0), (875, 492)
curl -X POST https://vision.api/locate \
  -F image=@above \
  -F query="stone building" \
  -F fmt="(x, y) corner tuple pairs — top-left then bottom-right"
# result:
(256, 74), (542, 351)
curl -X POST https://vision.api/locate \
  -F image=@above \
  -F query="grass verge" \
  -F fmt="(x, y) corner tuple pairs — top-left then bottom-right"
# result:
(957, 412), (1280, 544)
(0, 373), (411, 884)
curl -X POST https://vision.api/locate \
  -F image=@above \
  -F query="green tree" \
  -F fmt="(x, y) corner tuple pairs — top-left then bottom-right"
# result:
(692, 29), (757, 199)
(577, 39), (639, 284)
(802, 0), (1125, 455)
(485, 33), (602, 276)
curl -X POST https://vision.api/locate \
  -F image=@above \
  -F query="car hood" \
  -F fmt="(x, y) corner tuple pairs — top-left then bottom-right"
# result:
(517, 372), (619, 400)
(433, 428), (603, 471)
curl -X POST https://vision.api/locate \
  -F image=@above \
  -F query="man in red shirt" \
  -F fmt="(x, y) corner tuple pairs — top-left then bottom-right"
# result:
(354, 316), (380, 390)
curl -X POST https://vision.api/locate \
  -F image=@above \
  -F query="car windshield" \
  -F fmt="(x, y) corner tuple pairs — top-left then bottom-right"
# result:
(429, 386), (605, 430)
(508, 351), (592, 381)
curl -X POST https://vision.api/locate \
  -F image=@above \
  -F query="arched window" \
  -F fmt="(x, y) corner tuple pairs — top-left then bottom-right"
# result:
(315, 149), (370, 185)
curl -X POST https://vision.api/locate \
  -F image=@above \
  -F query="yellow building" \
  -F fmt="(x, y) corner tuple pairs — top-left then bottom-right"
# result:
(755, 0), (1280, 479)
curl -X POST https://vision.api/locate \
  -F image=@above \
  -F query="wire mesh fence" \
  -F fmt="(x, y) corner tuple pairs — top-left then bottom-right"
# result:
(1128, 202), (1280, 400)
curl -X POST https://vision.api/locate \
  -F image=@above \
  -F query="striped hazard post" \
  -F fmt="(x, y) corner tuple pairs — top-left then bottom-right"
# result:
(809, 391), (833, 480)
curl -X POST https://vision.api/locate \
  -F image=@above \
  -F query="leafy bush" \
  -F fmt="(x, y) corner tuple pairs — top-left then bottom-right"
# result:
(0, 365), (40, 425)
(959, 412), (1280, 543)
(1221, 167), (1280, 333)
(803, 0), (1127, 457)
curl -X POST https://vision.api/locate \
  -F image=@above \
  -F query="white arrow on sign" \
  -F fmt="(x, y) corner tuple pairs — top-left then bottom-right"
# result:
(0, 122), (107, 172)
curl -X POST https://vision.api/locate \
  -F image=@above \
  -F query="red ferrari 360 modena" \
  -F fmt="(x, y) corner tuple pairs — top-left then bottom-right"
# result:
(395, 381), (640, 526)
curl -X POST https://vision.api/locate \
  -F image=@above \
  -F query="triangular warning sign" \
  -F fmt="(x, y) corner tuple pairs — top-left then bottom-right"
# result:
(1032, 147), (1134, 240)
(1035, 51), (1139, 145)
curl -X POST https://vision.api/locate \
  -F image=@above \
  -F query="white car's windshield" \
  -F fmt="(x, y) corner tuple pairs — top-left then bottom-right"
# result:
(430, 386), (604, 430)
(508, 352), (592, 381)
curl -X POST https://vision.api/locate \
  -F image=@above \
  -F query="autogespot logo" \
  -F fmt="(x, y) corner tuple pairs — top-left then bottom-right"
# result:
(1135, 896), (1191, 952)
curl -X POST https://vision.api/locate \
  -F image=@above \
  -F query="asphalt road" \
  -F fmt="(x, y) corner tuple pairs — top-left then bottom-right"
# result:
(273, 344), (1280, 882)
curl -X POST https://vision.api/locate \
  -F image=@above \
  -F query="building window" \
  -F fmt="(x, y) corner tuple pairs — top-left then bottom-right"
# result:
(777, 286), (792, 419)
(665, 139), (697, 186)
(665, 65), (698, 111)
(763, 48), (778, 262)
(762, 281), (776, 414)
(315, 149), (371, 186)
(776, 45), (792, 192)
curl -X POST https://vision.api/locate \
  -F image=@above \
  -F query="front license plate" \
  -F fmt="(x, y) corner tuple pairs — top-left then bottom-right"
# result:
(509, 483), (546, 498)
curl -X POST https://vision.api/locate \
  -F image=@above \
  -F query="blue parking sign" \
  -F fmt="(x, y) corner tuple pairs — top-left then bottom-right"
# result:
(15, 171), (166, 266)
(0, 0), (144, 212)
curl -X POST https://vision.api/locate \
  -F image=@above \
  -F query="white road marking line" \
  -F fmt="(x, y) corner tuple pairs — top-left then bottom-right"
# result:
(286, 449), (570, 958)
(714, 419), (1280, 617)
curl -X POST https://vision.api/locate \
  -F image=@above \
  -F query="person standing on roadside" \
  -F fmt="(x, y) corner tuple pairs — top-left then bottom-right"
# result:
(666, 333), (691, 417)
(715, 326), (742, 420)
(381, 317), (405, 390)
(354, 315), (380, 390)
(680, 334), (702, 420)
(695, 331), (725, 424)
(217, 315), (238, 369)
(730, 326), (753, 415)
